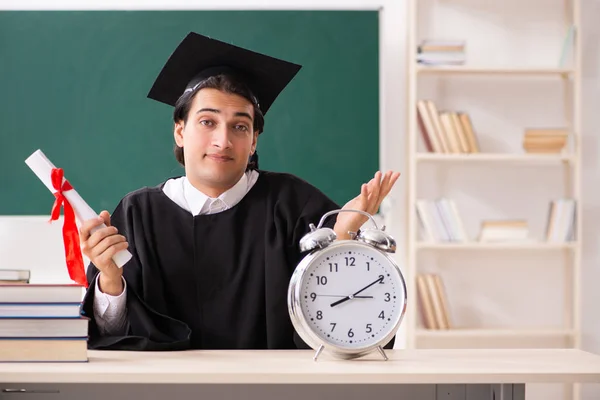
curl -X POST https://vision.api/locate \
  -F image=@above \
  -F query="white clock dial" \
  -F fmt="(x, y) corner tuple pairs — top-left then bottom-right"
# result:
(298, 242), (406, 350)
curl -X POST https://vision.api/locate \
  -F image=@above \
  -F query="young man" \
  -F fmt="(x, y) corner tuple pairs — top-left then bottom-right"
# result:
(79, 32), (400, 351)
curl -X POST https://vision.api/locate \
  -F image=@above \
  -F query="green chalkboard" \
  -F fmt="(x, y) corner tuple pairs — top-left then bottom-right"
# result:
(0, 10), (378, 215)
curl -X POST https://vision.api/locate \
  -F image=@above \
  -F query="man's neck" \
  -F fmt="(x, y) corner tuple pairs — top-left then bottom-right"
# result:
(186, 174), (243, 198)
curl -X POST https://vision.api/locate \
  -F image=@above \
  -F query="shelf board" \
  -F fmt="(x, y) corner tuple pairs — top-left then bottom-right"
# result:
(416, 65), (573, 76)
(415, 153), (574, 164)
(416, 242), (576, 250)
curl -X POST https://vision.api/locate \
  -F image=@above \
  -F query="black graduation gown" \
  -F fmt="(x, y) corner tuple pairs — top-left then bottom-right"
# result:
(81, 171), (341, 351)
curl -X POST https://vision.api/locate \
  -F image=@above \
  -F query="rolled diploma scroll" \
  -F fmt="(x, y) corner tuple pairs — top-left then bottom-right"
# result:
(25, 149), (132, 268)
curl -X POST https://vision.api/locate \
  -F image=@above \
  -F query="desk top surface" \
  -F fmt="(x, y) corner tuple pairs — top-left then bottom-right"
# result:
(1, 348), (600, 384)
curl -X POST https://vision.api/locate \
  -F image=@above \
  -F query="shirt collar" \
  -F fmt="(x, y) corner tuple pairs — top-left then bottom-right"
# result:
(183, 172), (249, 216)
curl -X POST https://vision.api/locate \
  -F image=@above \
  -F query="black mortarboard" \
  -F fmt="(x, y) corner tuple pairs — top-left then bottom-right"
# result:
(147, 32), (302, 115)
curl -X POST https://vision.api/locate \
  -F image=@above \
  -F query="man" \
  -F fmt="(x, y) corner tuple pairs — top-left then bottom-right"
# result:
(79, 32), (400, 351)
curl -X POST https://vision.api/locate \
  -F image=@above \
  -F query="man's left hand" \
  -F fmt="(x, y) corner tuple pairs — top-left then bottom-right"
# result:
(334, 170), (401, 240)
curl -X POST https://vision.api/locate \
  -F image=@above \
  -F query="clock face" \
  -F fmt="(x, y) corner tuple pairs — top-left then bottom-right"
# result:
(296, 242), (406, 350)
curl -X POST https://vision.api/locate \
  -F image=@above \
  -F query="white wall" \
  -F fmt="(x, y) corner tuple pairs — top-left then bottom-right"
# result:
(0, 0), (599, 398)
(579, 2), (600, 399)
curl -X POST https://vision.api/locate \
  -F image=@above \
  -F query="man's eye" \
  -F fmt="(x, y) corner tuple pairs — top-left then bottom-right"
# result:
(235, 125), (248, 131)
(200, 120), (214, 126)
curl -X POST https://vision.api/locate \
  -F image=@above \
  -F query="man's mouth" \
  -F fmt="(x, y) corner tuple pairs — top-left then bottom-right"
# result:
(206, 154), (234, 162)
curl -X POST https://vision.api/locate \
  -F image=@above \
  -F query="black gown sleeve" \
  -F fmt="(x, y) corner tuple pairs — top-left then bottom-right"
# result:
(80, 197), (191, 351)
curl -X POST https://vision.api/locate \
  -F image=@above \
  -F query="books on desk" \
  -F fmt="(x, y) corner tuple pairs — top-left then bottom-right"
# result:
(0, 283), (88, 362)
(0, 268), (30, 284)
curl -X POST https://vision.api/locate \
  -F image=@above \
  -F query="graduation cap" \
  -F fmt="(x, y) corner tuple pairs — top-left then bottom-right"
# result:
(147, 32), (302, 115)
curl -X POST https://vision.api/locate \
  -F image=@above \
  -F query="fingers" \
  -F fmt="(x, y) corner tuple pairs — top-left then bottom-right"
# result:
(88, 232), (128, 260)
(79, 210), (127, 273)
(352, 171), (400, 216)
(367, 170), (401, 214)
(99, 210), (111, 227)
(79, 215), (107, 244)
(377, 171), (400, 203)
(364, 171), (382, 214)
(382, 171), (400, 195)
(95, 241), (129, 270)
(356, 183), (369, 210)
(388, 171), (401, 190)
(376, 171), (391, 201)
(367, 171), (382, 203)
(361, 183), (369, 198)
(80, 225), (121, 261)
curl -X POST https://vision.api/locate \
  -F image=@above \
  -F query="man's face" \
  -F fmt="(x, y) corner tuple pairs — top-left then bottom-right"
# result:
(174, 88), (258, 193)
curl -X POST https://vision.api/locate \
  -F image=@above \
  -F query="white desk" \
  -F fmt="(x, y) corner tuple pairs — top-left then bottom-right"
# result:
(1, 348), (599, 399)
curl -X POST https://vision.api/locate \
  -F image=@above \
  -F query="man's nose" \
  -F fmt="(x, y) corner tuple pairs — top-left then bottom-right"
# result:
(212, 125), (232, 149)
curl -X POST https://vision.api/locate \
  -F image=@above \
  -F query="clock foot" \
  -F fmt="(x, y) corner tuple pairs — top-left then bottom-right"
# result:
(313, 344), (325, 361)
(377, 346), (388, 361)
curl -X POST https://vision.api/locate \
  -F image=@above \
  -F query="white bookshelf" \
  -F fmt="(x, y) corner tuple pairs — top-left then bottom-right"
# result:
(405, 1), (582, 398)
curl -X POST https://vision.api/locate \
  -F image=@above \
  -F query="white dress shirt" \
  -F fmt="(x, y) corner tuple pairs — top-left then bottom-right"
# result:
(93, 170), (259, 335)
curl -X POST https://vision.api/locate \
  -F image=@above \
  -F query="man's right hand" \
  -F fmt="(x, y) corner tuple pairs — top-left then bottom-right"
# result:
(80, 210), (129, 296)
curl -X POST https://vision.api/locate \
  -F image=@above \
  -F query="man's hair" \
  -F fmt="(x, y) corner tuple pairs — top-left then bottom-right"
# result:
(172, 74), (264, 170)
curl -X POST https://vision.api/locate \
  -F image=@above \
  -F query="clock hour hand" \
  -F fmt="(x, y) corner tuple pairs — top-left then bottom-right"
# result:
(330, 276), (383, 307)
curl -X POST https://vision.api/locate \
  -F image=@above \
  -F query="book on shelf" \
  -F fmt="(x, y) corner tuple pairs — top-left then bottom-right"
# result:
(417, 99), (480, 154)
(558, 25), (575, 68)
(417, 273), (452, 330)
(522, 128), (569, 154)
(545, 198), (576, 242)
(416, 197), (468, 243)
(0, 283), (88, 362)
(417, 39), (465, 66)
(418, 39), (465, 53)
(478, 220), (530, 242)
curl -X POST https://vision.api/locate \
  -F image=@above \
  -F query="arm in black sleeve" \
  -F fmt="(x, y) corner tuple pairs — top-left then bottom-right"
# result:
(81, 197), (191, 351)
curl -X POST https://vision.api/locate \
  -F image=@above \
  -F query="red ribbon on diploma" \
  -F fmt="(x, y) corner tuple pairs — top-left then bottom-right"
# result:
(49, 168), (88, 288)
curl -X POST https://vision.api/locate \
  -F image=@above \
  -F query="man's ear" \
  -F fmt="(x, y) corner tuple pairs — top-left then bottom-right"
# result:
(250, 131), (259, 155)
(174, 121), (185, 147)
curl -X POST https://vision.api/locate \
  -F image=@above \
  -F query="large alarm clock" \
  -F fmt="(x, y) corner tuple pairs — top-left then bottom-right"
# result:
(288, 209), (407, 361)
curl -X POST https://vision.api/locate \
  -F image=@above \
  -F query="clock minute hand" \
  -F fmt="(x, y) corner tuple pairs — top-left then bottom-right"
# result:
(330, 276), (383, 307)
(352, 275), (384, 296)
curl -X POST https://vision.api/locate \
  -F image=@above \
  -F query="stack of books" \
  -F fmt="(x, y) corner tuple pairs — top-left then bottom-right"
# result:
(522, 128), (568, 154)
(416, 273), (452, 330)
(0, 283), (88, 362)
(417, 100), (480, 154)
(417, 39), (466, 66)
(416, 197), (468, 243)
